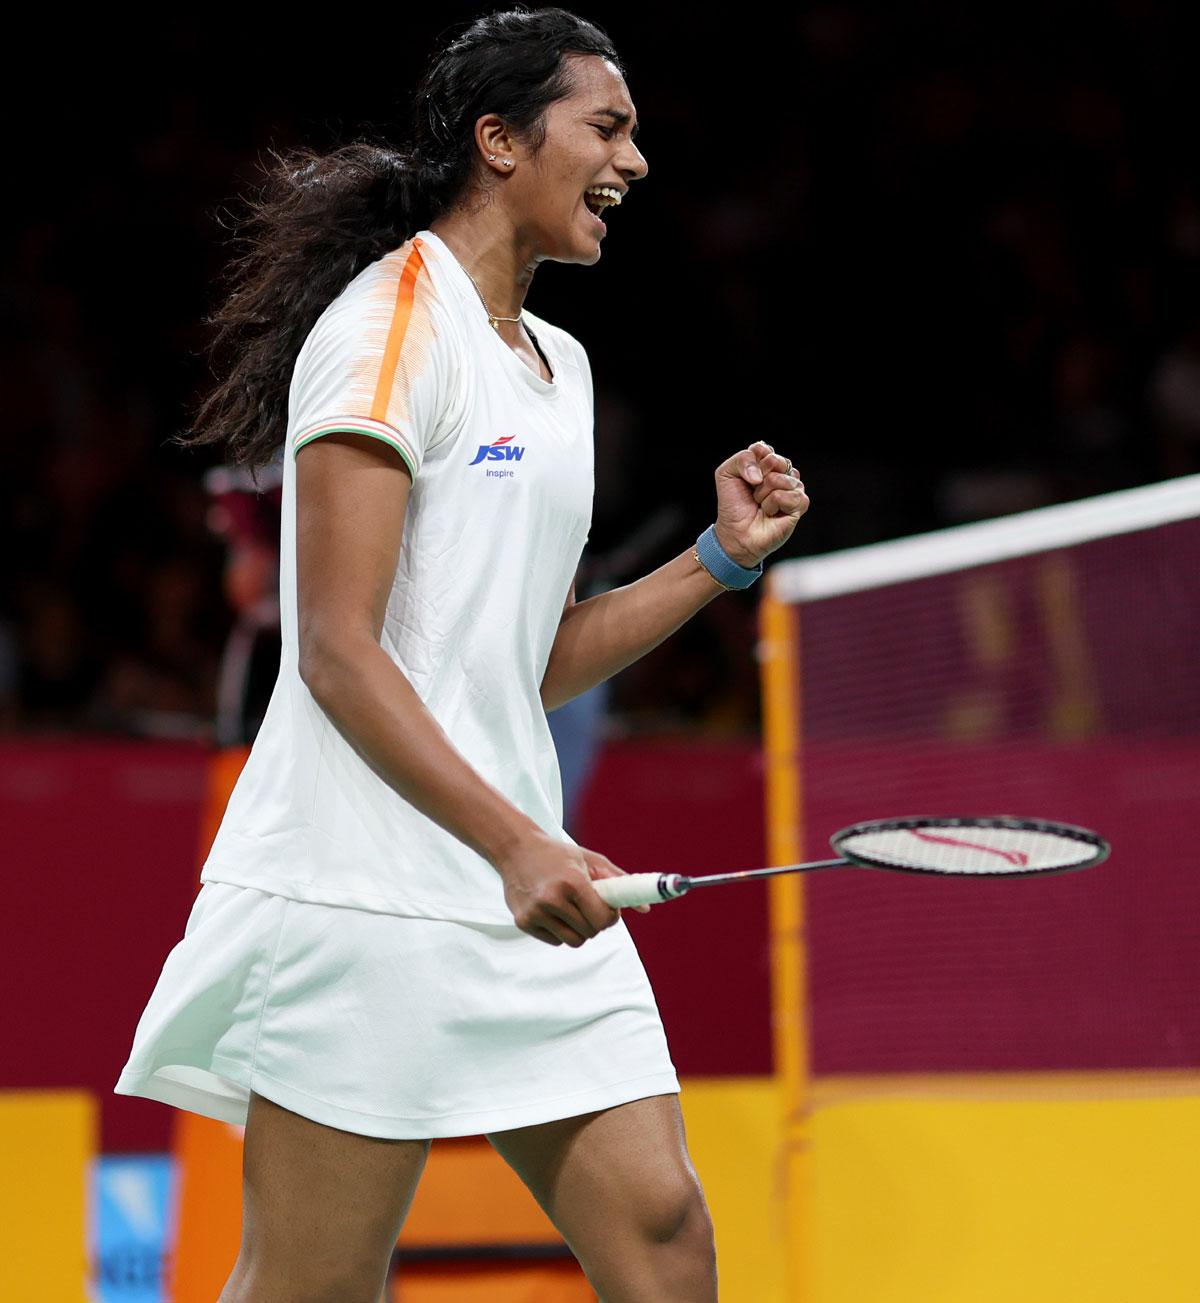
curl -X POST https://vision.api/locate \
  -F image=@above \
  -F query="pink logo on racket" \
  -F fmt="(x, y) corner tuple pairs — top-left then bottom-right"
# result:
(909, 829), (1029, 867)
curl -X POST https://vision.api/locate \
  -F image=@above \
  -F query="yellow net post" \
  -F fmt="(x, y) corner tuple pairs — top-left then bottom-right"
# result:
(759, 587), (811, 1301)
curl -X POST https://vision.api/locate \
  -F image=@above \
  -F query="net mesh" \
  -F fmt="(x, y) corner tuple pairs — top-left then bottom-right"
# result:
(776, 511), (1200, 1075)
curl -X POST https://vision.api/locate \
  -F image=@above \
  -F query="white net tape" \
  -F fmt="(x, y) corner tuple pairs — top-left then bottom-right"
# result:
(770, 473), (1200, 603)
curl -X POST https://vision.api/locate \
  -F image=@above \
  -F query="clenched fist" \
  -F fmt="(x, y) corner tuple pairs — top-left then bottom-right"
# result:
(712, 441), (809, 568)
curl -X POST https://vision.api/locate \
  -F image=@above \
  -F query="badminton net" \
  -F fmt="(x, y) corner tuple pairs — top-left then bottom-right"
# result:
(761, 474), (1200, 1082)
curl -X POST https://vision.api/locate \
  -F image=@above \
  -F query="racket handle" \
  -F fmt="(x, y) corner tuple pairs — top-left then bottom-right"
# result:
(593, 874), (686, 909)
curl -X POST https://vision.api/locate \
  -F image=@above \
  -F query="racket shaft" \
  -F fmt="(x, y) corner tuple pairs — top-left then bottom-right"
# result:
(687, 859), (848, 888)
(593, 860), (849, 909)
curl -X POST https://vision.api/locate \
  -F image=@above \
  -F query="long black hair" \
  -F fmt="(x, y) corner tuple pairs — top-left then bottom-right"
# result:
(179, 7), (622, 471)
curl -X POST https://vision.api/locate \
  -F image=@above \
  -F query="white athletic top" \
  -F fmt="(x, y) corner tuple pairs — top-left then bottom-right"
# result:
(200, 229), (595, 924)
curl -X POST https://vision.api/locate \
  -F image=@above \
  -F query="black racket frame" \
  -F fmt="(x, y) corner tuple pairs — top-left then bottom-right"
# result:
(830, 814), (1111, 878)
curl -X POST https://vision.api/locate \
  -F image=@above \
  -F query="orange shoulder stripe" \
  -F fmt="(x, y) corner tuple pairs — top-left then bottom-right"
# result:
(369, 238), (427, 424)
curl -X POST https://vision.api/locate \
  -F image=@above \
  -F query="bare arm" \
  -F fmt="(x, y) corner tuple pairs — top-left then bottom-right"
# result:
(541, 549), (725, 712)
(541, 441), (810, 710)
(295, 432), (640, 945)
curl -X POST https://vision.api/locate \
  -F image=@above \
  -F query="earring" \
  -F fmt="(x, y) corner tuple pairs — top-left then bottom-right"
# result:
(504, 160), (513, 167)
(488, 153), (496, 161)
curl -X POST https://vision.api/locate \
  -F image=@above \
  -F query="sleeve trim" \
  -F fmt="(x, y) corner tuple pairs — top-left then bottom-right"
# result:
(293, 418), (418, 480)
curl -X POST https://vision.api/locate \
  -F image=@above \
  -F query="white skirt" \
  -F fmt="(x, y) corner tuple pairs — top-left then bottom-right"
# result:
(114, 881), (680, 1139)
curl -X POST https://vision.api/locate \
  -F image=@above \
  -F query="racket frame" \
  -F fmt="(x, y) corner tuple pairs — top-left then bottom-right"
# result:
(830, 814), (1111, 878)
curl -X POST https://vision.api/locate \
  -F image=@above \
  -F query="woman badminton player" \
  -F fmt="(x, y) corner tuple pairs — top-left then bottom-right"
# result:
(115, 9), (809, 1300)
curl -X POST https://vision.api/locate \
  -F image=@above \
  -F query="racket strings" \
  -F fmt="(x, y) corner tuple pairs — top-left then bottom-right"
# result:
(835, 820), (1106, 875)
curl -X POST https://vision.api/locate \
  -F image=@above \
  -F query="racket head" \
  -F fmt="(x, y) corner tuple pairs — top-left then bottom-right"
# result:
(830, 815), (1110, 878)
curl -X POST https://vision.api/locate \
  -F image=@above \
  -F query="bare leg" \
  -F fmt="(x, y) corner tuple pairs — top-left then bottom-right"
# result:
(218, 1090), (430, 1303)
(487, 1094), (717, 1302)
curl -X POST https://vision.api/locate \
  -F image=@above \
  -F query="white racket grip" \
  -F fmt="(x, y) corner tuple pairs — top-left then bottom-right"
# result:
(593, 874), (686, 909)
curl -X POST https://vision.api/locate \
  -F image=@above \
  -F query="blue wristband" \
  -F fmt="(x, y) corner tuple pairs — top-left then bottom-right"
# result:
(694, 524), (763, 590)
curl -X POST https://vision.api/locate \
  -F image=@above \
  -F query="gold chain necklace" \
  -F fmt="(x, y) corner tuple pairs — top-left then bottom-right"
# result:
(460, 263), (523, 331)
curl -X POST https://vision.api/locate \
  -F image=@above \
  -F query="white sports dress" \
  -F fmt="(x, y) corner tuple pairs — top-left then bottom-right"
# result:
(114, 229), (679, 1139)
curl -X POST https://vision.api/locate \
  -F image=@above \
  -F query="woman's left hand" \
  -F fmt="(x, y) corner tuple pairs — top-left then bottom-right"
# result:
(712, 440), (810, 568)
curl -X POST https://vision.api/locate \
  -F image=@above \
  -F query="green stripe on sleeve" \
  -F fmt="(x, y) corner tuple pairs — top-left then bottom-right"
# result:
(293, 425), (417, 480)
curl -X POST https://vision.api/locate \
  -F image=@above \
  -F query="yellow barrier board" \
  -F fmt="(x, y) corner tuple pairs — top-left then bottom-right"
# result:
(679, 1077), (788, 1303)
(802, 1076), (1200, 1303)
(0, 1089), (97, 1302)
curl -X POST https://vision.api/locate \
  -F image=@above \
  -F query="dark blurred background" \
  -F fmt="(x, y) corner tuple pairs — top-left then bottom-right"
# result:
(4, 1), (1199, 740)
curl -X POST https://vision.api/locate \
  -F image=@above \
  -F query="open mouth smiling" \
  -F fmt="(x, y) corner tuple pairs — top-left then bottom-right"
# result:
(582, 184), (624, 228)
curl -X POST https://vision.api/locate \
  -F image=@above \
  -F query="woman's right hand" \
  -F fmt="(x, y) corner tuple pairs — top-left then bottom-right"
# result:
(494, 831), (647, 946)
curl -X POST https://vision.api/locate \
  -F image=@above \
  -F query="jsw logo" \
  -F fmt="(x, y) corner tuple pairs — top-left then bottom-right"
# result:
(469, 435), (526, 466)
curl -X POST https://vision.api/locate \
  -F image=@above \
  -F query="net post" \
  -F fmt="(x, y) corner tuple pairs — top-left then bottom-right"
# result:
(758, 583), (811, 1301)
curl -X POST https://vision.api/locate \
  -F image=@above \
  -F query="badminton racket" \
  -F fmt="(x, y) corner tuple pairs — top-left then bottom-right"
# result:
(593, 816), (1109, 909)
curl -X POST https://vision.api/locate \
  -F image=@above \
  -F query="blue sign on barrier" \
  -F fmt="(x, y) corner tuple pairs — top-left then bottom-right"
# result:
(91, 1155), (177, 1303)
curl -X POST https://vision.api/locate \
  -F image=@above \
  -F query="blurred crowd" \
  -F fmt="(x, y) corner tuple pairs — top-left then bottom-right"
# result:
(3, 4), (1198, 739)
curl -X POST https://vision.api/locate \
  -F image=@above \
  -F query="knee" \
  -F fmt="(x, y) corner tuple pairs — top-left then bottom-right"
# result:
(641, 1171), (715, 1252)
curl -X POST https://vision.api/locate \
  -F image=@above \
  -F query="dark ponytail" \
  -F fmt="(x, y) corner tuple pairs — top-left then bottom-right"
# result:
(179, 6), (623, 471)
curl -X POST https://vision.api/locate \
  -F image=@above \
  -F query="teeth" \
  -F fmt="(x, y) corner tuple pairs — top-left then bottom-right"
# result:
(584, 185), (623, 207)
